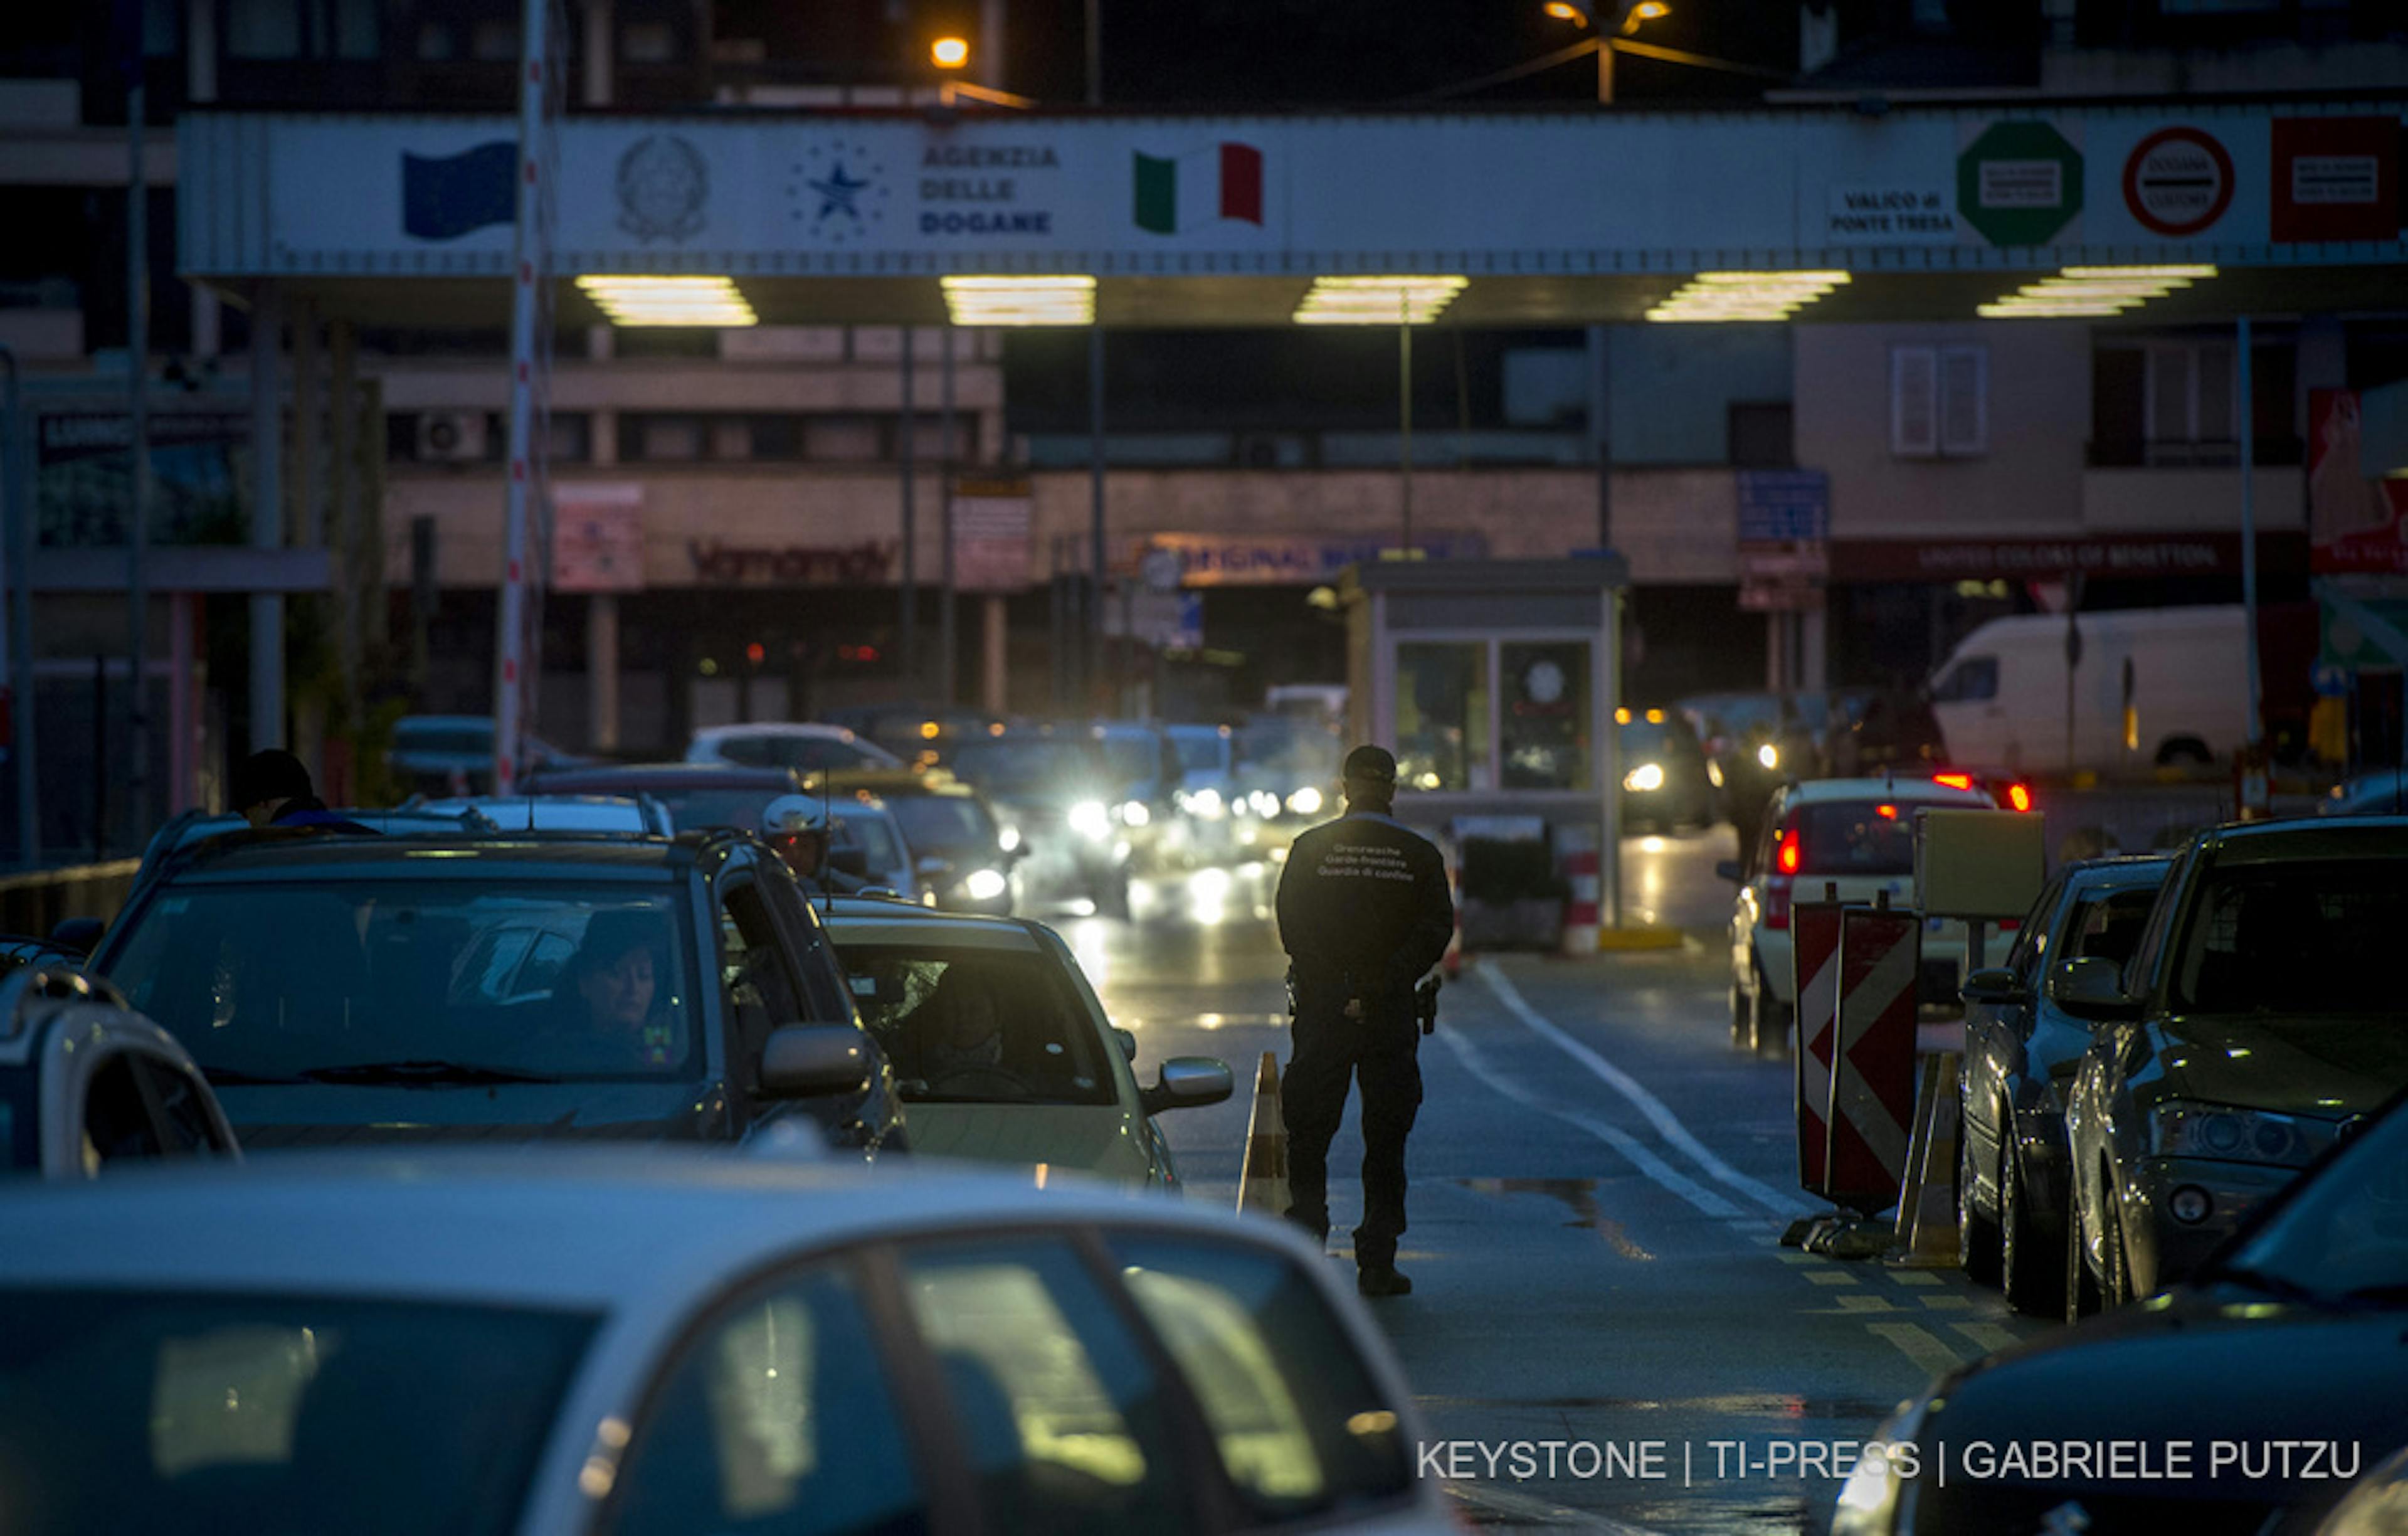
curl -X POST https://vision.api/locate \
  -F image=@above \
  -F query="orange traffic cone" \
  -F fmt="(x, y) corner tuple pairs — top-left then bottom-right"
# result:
(1236, 1051), (1294, 1219)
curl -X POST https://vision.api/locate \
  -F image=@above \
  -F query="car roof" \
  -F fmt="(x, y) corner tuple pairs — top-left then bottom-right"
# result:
(2204, 814), (2408, 862)
(693, 723), (864, 741)
(143, 832), (712, 883)
(0, 1152), (1244, 1310)
(820, 901), (1043, 951)
(1781, 776), (1995, 807)
(533, 763), (800, 788)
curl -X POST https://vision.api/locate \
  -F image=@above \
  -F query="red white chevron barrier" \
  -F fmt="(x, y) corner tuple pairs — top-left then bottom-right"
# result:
(1824, 904), (1921, 1216)
(1790, 897), (1845, 1199)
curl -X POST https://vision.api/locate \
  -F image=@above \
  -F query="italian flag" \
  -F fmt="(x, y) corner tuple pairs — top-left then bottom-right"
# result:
(1134, 142), (1264, 235)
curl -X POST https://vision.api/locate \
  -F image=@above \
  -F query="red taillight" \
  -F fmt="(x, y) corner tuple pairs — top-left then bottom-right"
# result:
(1933, 771), (1975, 790)
(1875, 803), (1898, 820)
(2005, 782), (2034, 812)
(1775, 828), (1802, 875)
(1766, 876), (1793, 930)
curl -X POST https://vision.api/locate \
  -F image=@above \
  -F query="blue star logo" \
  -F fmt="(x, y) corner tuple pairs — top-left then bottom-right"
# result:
(808, 162), (870, 221)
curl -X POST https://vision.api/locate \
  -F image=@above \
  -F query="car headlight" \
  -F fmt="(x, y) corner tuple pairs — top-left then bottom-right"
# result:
(997, 825), (1021, 853)
(1249, 790), (1281, 818)
(1068, 801), (1112, 840)
(1184, 787), (1224, 819)
(1623, 761), (1666, 793)
(1707, 760), (1726, 788)
(1121, 800), (1151, 827)
(1832, 1394), (1930, 1536)
(963, 867), (1008, 902)
(2148, 1101), (2337, 1168)
(2317, 1444), (2408, 1536)
(1286, 786), (1324, 817)
(1756, 742), (1781, 770)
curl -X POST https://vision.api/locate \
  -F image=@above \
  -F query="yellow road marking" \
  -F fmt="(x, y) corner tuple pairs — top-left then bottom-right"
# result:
(1802, 1269), (1861, 1286)
(1953, 1322), (2023, 1355)
(1917, 1295), (1976, 1311)
(1886, 1269), (1943, 1287)
(1868, 1321), (1968, 1379)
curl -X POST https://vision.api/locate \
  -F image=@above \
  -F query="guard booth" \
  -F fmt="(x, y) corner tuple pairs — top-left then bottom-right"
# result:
(1338, 556), (1630, 931)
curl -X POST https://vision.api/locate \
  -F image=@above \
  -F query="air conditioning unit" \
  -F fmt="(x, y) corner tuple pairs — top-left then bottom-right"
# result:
(416, 410), (488, 462)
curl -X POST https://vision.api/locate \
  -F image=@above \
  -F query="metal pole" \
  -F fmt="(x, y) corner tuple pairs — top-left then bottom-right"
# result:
(492, 0), (553, 793)
(1398, 295), (1413, 553)
(939, 326), (957, 706)
(1588, 323), (1612, 549)
(1597, 33), (1614, 103)
(126, 52), (152, 840)
(1600, 585), (1624, 928)
(1088, 326), (1106, 711)
(248, 283), (285, 754)
(899, 324), (916, 691)
(0, 346), (35, 866)
(2238, 314), (2263, 751)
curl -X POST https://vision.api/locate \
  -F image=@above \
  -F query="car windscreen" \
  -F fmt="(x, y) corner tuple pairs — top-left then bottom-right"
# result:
(2173, 860), (2408, 1015)
(716, 734), (893, 773)
(949, 741), (1101, 798)
(837, 942), (1116, 1106)
(887, 795), (996, 855)
(1619, 719), (1704, 761)
(640, 787), (779, 833)
(837, 812), (904, 872)
(1783, 799), (1954, 877)
(103, 882), (705, 1084)
(0, 1287), (595, 1535)
(2222, 1098), (2408, 1304)
(393, 726), (488, 757)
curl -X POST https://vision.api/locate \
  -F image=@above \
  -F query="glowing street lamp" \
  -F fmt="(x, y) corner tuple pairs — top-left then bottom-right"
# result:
(931, 35), (969, 69)
(1541, 0), (1671, 99)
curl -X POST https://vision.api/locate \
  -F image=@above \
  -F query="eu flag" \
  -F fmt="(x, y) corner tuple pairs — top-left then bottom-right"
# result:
(402, 142), (516, 241)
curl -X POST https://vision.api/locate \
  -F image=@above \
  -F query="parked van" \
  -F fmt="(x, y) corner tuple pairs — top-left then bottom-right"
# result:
(1928, 605), (2249, 773)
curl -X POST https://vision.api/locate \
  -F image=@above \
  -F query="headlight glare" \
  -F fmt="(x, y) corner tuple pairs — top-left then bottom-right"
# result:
(1121, 800), (1151, 827)
(1286, 786), (1324, 817)
(997, 825), (1021, 852)
(963, 867), (1008, 901)
(1832, 1394), (1929, 1536)
(1624, 761), (1666, 793)
(1068, 801), (1112, 840)
(1756, 742), (1781, 770)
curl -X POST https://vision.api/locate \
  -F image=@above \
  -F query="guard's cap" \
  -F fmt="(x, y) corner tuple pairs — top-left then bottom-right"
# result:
(761, 795), (832, 836)
(1342, 745), (1399, 785)
(231, 748), (313, 812)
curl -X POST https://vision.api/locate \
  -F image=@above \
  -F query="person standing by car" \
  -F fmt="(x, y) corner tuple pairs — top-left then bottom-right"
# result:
(230, 749), (376, 833)
(1275, 744), (1454, 1298)
(762, 796), (867, 896)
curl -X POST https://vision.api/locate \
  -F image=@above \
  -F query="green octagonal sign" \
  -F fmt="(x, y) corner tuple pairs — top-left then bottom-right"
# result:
(1957, 120), (2083, 247)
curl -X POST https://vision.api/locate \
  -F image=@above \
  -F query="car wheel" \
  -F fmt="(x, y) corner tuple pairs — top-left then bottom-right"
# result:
(2102, 1191), (2131, 1308)
(1753, 990), (1794, 1058)
(1956, 1106), (2004, 1287)
(2000, 1138), (2066, 1318)
(1729, 978), (1755, 1049)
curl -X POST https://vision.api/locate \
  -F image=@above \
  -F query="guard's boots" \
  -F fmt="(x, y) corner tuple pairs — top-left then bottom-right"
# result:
(1285, 1207), (1331, 1249)
(1357, 1264), (1413, 1298)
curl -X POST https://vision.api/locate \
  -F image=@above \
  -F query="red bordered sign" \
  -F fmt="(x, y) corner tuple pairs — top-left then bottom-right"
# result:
(2123, 126), (2235, 238)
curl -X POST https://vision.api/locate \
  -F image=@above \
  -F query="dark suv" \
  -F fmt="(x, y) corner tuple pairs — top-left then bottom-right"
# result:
(90, 832), (908, 1157)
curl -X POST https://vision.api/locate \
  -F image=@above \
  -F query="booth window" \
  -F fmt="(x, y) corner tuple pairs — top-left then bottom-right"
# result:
(1396, 644), (1489, 792)
(1501, 642), (1591, 790)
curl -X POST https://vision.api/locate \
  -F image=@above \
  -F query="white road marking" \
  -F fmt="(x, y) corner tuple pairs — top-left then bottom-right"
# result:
(1479, 965), (1814, 1218)
(1867, 1321), (1967, 1379)
(1951, 1322), (2023, 1356)
(1434, 1025), (1743, 1219)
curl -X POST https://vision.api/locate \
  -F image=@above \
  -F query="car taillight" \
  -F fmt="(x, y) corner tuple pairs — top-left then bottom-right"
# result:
(1766, 876), (1794, 930)
(1775, 827), (1802, 875)
(2002, 781), (2034, 812)
(1933, 771), (1975, 790)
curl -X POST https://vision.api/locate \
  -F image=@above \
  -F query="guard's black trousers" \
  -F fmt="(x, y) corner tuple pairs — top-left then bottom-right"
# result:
(1281, 995), (1423, 1269)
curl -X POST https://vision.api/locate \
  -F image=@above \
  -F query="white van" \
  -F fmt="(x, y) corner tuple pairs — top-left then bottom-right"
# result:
(1928, 605), (2249, 773)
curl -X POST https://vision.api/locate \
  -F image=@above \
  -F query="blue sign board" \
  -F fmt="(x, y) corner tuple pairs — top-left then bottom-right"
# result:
(1736, 470), (1830, 545)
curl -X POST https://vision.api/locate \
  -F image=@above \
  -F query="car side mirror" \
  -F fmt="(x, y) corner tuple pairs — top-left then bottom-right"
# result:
(2054, 958), (2139, 1022)
(1714, 860), (1746, 884)
(1113, 1027), (1138, 1062)
(1140, 1056), (1233, 1115)
(758, 1024), (872, 1099)
(1960, 967), (2029, 1007)
(48, 916), (103, 956)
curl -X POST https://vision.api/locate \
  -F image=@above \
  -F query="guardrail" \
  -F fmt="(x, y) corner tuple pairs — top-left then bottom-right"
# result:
(0, 860), (140, 939)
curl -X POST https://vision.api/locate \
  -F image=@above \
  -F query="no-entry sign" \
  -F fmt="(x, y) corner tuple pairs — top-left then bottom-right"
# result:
(2123, 127), (2235, 238)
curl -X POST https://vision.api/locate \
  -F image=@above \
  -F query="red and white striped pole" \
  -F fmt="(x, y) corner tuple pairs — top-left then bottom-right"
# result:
(492, 0), (556, 794)
(1561, 842), (1600, 955)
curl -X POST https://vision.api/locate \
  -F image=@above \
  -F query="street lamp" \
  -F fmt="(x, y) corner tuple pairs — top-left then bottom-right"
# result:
(931, 35), (970, 69)
(1540, 0), (1671, 102)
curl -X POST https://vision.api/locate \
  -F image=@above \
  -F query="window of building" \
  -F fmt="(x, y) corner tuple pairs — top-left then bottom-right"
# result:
(1890, 345), (1987, 459)
(709, 419), (752, 460)
(804, 416), (884, 463)
(227, 0), (303, 58)
(415, 19), (459, 59)
(2147, 340), (2236, 463)
(621, 21), (679, 62)
(470, 18), (520, 59)
(629, 415), (705, 462)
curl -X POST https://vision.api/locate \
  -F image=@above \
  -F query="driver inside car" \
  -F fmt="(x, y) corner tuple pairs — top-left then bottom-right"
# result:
(902, 964), (1016, 1092)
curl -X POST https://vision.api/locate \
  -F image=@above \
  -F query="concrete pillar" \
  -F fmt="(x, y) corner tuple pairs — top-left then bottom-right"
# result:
(1800, 603), (1827, 694)
(981, 594), (1007, 714)
(290, 298), (321, 548)
(589, 593), (620, 751)
(330, 320), (359, 728)
(168, 591), (196, 812)
(185, 0), (217, 102)
(1765, 611), (1787, 692)
(248, 283), (284, 753)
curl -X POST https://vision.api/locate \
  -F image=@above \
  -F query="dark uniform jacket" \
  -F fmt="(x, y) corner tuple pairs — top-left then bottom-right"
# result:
(1276, 809), (1454, 1007)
